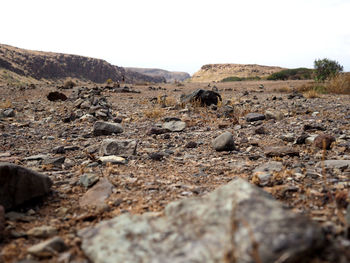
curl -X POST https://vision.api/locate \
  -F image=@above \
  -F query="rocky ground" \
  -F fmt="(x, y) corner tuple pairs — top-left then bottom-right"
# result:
(0, 80), (349, 263)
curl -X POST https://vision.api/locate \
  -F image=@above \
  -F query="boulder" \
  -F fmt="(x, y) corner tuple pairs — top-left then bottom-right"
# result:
(212, 132), (236, 151)
(79, 178), (324, 263)
(93, 121), (123, 136)
(180, 89), (222, 106)
(0, 163), (52, 210)
(245, 113), (265, 122)
(47, 91), (67, 101)
(314, 134), (336, 150)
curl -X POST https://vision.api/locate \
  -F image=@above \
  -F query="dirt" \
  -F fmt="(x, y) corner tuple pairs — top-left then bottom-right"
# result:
(0, 80), (349, 262)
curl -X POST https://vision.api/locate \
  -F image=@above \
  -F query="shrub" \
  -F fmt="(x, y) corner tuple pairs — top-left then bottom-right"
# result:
(221, 76), (261, 82)
(326, 73), (350, 94)
(267, 68), (314, 80)
(314, 58), (343, 82)
(106, 78), (113, 84)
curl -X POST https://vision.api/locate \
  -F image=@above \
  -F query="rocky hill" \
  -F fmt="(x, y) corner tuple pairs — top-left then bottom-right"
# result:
(191, 63), (285, 82)
(0, 44), (164, 84)
(126, 67), (190, 83)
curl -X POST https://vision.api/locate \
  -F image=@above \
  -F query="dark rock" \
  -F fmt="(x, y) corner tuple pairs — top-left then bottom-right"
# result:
(314, 134), (336, 150)
(52, 146), (65, 154)
(0, 163), (52, 210)
(296, 133), (309, 144)
(42, 156), (66, 167)
(47, 91), (67, 101)
(147, 127), (169, 135)
(185, 141), (198, 148)
(180, 89), (222, 106)
(93, 121), (123, 136)
(2, 108), (15, 118)
(264, 146), (299, 158)
(148, 152), (165, 161)
(212, 132), (235, 151)
(304, 124), (326, 131)
(245, 112), (265, 122)
(0, 205), (4, 240)
(254, 125), (267, 134)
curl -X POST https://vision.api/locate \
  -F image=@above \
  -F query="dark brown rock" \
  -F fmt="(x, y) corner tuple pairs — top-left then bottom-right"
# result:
(314, 134), (336, 150)
(264, 146), (299, 158)
(47, 91), (67, 101)
(0, 163), (52, 210)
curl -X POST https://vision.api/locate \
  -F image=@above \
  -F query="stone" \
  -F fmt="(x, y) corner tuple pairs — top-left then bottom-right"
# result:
(98, 156), (127, 165)
(162, 121), (186, 132)
(27, 226), (58, 238)
(93, 121), (123, 136)
(42, 156), (66, 167)
(280, 133), (295, 142)
(314, 134), (336, 150)
(264, 110), (284, 121)
(79, 178), (324, 263)
(264, 146), (299, 158)
(296, 133), (309, 144)
(212, 132), (235, 151)
(27, 236), (67, 258)
(99, 139), (137, 157)
(47, 91), (67, 101)
(147, 127), (169, 135)
(185, 141), (198, 148)
(253, 161), (283, 186)
(79, 173), (99, 188)
(180, 89), (222, 106)
(2, 108), (15, 118)
(305, 134), (318, 145)
(245, 112), (265, 122)
(79, 178), (113, 208)
(0, 163), (52, 210)
(316, 160), (350, 171)
(254, 125), (267, 134)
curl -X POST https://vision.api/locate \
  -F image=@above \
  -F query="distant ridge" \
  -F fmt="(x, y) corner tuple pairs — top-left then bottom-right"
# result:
(126, 67), (190, 83)
(191, 63), (285, 82)
(0, 44), (165, 84)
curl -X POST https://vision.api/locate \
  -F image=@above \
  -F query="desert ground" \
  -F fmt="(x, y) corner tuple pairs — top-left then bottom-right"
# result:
(0, 80), (349, 262)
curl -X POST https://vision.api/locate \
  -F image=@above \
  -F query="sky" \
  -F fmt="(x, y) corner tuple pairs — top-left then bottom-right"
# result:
(1, 0), (349, 74)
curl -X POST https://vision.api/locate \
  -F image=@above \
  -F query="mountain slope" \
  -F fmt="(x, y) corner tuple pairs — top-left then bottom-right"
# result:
(191, 63), (285, 82)
(126, 67), (190, 82)
(0, 44), (164, 84)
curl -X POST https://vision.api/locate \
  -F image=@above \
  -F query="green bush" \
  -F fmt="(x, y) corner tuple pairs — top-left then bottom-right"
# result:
(267, 68), (314, 80)
(314, 58), (343, 82)
(221, 76), (261, 82)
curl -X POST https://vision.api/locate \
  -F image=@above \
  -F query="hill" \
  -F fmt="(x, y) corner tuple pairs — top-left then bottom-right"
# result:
(191, 63), (285, 82)
(125, 67), (190, 83)
(0, 44), (164, 84)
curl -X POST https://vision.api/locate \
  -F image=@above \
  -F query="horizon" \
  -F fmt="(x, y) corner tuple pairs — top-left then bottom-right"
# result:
(1, 0), (349, 75)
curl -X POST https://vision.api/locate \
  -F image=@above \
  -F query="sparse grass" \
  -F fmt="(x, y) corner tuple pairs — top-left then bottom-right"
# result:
(143, 108), (165, 119)
(273, 86), (291, 93)
(221, 76), (261, 82)
(0, 99), (13, 109)
(267, 68), (314, 80)
(304, 89), (321, 99)
(157, 95), (177, 107)
(64, 79), (76, 89)
(326, 73), (350, 94)
(106, 78), (113, 84)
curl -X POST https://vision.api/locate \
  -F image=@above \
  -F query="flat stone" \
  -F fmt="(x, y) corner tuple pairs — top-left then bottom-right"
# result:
(93, 121), (123, 136)
(316, 160), (350, 171)
(212, 131), (235, 151)
(79, 173), (99, 188)
(27, 226), (58, 238)
(245, 112), (265, 122)
(99, 139), (137, 157)
(79, 178), (324, 263)
(162, 121), (186, 132)
(98, 156), (127, 164)
(264, 146), (299, 158)
(79, 178), (113, 208)
(0, 163), (52, 210)
(27, 236), (67, 258)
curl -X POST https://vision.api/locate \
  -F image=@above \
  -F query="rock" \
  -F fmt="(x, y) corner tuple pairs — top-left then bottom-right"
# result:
(180, 89), (222, 106)
(314, 134), (336, 150)
(93, 121), (123, 136)
(212, 131), (236, 151)
(0, 205), (4, 240)
(316, 160), (350, 171)
(264, 110), (284, 121)
(296, 133), (309, 144)
(147, 127), (169, 135)
(148, 152), (166, 161)
(79, 173), (99, 188)
(79, 178), (324, 263)
(0, 163), (52, 210)
(303, 124), (326, 131)
(280, 133), (295, 142)
(245, 112), (265, 122)
(2, 108), (15, 118)
(98, 156), (127, 165)
(185, 141), (198, 148)
(79, 178), (113, 208)
(27, 236), (67, 258)
(264, 146), (299, 158)
(27, 226), (58, 238)
(254, 125), (267, 134)
(305, 134), (318, 145)
(47, 91), (67, 101)
(42, 156), (66, 167)
(253, 161), (283, 186)
(99, 139), (137, 157)
(162, 121), (186, 132)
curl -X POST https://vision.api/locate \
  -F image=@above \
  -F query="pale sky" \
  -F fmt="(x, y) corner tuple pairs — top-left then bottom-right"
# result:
(1, 0), (349, 74)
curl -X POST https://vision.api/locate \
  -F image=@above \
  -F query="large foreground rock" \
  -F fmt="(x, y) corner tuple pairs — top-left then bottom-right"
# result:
(0, 163), (52, 210)
(180, 89), (222, 106)
(93, 121), (123, 136)
(79, 178), (324, 263)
